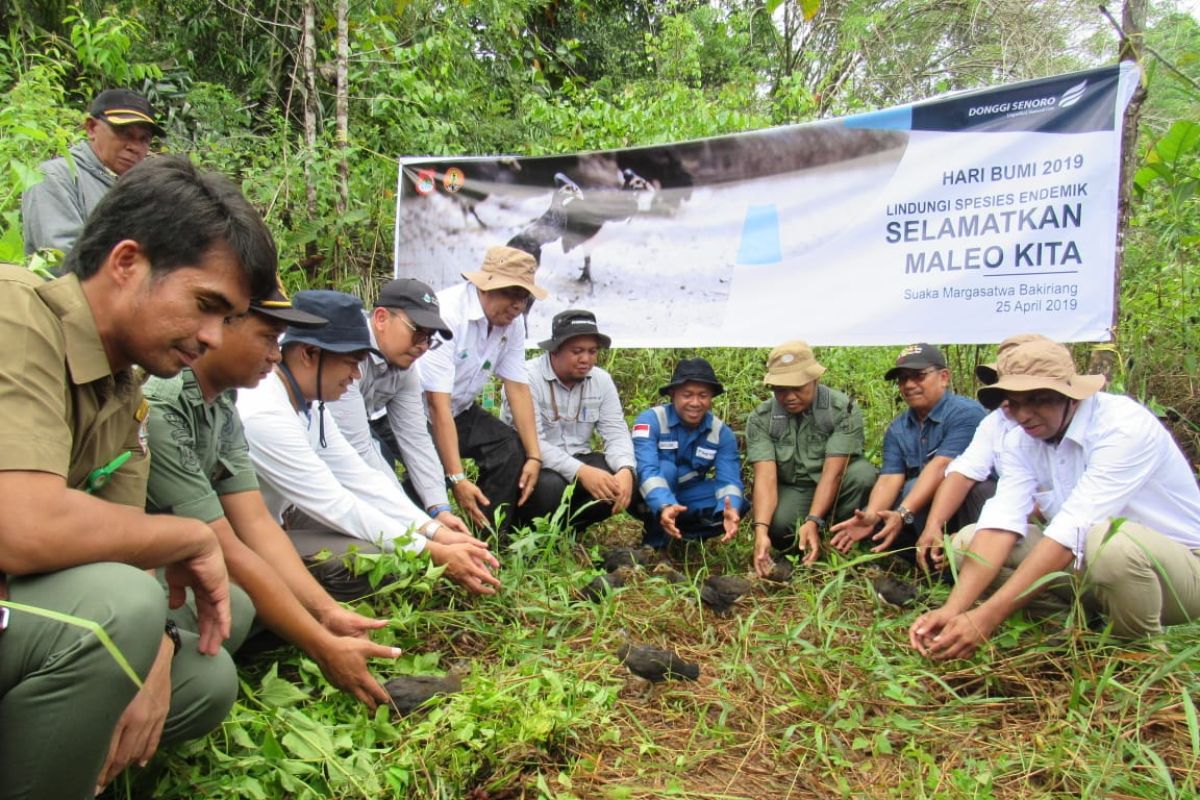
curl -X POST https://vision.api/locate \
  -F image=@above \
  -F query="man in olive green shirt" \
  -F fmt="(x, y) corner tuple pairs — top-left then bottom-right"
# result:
(0, 155), (277, 798)
(746, 341), (877, 575)
(145, 283), (403, 710)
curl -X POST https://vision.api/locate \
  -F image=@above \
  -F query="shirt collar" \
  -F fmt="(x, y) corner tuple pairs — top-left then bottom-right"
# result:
(906, 390), (954, 427)
(364, 313), (388, 368)
(462, 282), (486, 323)
(36, 272), (114, 386)
(1062, 393), (1098, 447)
(664, 403), (711, 432)
(537, 352), (591, 389)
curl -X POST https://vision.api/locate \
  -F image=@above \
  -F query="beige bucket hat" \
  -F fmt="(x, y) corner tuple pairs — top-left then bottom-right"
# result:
(462, 245), (548, 300)
(977, 339), (1105, 409)
(764, 340), (826, 387)
(974, 332), (1055, 385)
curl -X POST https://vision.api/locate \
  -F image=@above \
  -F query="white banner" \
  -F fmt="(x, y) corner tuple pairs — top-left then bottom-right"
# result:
(394, 64), (1138, 348)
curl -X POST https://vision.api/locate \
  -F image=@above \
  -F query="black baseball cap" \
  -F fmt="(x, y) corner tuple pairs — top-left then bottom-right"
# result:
(883, 343), (948, 381)
(375, 278), (452, 340)
(251, 277), (328, 328)
(538, 309), (611, 351)
(89, 89), (165, 136)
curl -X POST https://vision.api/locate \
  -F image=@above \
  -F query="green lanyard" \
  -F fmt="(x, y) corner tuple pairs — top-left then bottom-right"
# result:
(85, 451), (132, 494)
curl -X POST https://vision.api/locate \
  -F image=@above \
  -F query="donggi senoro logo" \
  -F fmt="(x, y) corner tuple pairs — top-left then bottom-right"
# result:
(1058, 80), (1087, 108)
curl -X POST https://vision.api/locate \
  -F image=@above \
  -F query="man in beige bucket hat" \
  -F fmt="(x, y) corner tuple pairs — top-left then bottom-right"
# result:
(417, 245), (548, 536)
(910, 337), (1200, 659)
(745, 341), (877, 574)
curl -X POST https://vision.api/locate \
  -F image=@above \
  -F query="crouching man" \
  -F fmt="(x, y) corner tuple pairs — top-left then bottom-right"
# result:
(910, 339), (1200, 660)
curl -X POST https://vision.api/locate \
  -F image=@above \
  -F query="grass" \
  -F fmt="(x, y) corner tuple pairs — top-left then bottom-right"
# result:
(107, 343), (1200, 799)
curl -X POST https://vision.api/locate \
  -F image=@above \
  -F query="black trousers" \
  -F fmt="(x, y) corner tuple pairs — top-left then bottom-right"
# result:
(454, 403), (526, 533)
(514, 451), (617, 532)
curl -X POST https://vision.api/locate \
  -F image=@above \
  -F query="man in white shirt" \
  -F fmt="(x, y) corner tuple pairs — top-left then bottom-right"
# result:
(417, 246), (546, 536)
(325, 278), (470, 536)
(502, 309), (636, 531)
(910, 339), (1200, 660)
(237, 290), (500, 596)
(915, 334), (1053, 572)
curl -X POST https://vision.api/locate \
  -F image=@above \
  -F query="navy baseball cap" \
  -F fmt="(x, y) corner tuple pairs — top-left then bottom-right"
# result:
(281, 290), (382, 357)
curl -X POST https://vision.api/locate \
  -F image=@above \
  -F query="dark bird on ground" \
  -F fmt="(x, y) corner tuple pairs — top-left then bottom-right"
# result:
(700, 575), (753, 616)
(872, 575), (917, 608)
(617, 643), (700, 682)
(560, 163), (656, 285)
(505, 172), (584, 263)
(762, 559), (795, 584)
(601, 545), (658, 573)
(579, 566), (634, 602)
(651, 563), (688, 584)
(384, 672), (463, 716)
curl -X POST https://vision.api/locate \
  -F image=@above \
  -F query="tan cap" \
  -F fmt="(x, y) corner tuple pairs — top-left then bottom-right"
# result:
(975, 332), (1054, 384)
(977, 339), (1105, 409)
(462, 246), (548, 300)
(764, 340), (826, 387)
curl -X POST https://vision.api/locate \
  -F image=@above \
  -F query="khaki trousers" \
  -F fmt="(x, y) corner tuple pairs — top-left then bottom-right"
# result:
(953, 520), (1200, 638)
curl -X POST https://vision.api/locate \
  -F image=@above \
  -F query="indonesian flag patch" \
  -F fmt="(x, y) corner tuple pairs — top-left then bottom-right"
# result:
(631, 423), (651, 439)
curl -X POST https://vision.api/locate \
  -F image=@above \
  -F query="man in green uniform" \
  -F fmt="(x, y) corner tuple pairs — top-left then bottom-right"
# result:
(144, 282), (404, 710)
(0, 155), (277, 798)
(746, 341), (877, 575)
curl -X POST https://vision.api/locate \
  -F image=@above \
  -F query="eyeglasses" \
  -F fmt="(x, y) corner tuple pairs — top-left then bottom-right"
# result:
(895, 368), (937, 386)
(395, 313), (443, 350)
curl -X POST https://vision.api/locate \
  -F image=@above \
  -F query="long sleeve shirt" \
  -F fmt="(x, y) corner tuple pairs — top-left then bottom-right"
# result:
(975, 392), (1200, 565)
(500, 354), (635, 481)
(945, 408), (1018, 482)
(325, 315), (450, 509)
(415, 281), (528, 417)
(632, 403), (746, 516)
(22, 141), (116, 257)
(235, 371), (432, 553)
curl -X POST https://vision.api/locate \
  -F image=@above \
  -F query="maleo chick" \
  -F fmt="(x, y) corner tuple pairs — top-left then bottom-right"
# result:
(579, 566), (635, 602)
(616, 643), (700, 682)
(601, 546), (658, 573)
(700, 575), (752, 615)
(384, 670), (464, 716)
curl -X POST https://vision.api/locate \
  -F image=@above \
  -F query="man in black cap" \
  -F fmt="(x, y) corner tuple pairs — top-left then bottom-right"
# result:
(326, 278), (470, 537)
(235, 290), (500, 597)
(23, 88), (166, 257)
(830, 343), (987, 561)
(501, 309), (636, 531)
(631, 357), (746, 550)
(144, 281), (409, 711)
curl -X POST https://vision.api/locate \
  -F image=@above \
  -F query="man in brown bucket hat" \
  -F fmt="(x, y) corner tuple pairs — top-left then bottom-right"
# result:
(745, 341), (877, 574)
(910, 337), (1200, 660)
(417, 245), (548, 536)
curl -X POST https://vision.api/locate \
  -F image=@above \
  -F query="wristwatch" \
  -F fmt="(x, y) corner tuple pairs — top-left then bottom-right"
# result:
(446, 472), (468, 485)
(897, 505), (915, 526)
(804, 514), (827, 533)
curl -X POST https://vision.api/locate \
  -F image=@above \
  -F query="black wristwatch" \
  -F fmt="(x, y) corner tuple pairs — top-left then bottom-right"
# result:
(164, 620), (182, 656)
(804, 514), (827, 533)
(897, 505), (915, 526)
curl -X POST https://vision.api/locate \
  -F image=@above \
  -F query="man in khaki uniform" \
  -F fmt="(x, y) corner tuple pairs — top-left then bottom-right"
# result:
(746, 341), (877, 574)
(0, 155), (277, 798)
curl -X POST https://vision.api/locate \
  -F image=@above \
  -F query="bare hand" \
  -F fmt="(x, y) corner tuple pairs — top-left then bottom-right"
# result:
(312, 634), (400, 709)
(97, 637), (173, 791)
(752, 530), (775, 578)
(319, 605), (388, 639)
(869, 509), (904, 553)
(719, 496), (741, 543)
(829, 509), (878, 554)
(451, 479), (490, 528)
(162, 526), (230, 656)
(796, 520), (820, 565)
(910, 607), (994, 661)
(431, 529), (500, 570)
(517, 458), (541, 506)
(659, 504), (687, 539)
(916, 526), (946, 573)
(435, 509), (471, 535)
(576, 465), (620, 506)
(427, 540), (502, 594)
(612, 468), (634, 514)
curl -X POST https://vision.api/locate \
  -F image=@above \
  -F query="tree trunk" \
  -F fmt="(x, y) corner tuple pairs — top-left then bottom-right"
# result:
(301, 0), (320, 244)
(1089, 0), (1147, 379)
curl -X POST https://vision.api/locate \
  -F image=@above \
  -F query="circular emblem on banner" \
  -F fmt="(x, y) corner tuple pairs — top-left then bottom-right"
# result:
(414, 169), (436, 196)
(443, 167), (465, 193)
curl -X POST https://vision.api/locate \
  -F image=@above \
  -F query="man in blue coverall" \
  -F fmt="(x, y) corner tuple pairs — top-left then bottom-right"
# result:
(632, 358), (747, 550)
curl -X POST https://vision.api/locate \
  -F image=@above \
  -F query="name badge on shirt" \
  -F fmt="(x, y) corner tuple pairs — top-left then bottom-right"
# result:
(659, 440), (679, 450)
(696, 446), (717, 460)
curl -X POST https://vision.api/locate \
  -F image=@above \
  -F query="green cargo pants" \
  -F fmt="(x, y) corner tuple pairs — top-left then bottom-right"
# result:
(767, 457), (878, 552)
(0, 562), (254, 799)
